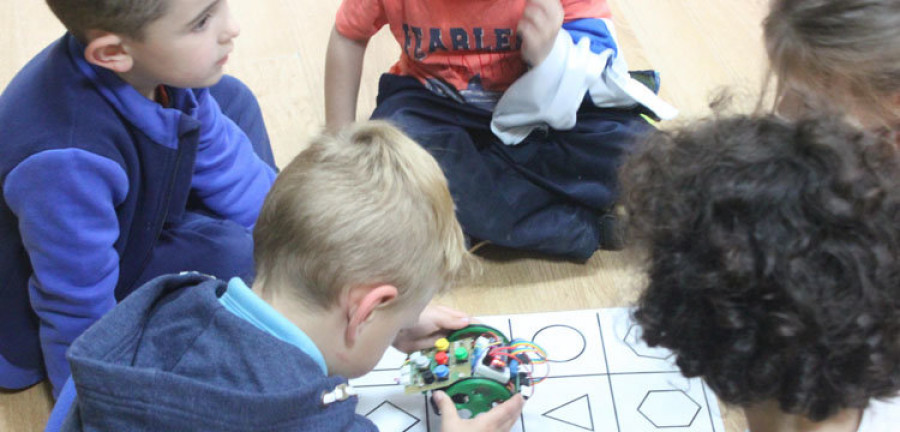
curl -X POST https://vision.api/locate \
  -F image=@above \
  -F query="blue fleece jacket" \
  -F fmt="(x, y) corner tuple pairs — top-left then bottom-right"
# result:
(57, 273), (376, 431)
(0, 34), (276, 394)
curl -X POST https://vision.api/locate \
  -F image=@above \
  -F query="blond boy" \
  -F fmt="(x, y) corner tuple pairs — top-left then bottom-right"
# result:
(49, 122), (524, 431)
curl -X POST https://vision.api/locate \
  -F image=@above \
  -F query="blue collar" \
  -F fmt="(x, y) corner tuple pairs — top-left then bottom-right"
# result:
(219, 278), (329, 376)
(65, 34), (200, 149)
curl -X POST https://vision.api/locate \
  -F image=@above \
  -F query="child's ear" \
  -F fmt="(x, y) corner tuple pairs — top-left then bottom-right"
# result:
(344, 284), (398, 346)
(83, 31), (134, 73)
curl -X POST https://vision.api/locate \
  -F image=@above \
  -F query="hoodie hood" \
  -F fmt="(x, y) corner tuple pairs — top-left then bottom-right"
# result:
(63, 273), (372, 431)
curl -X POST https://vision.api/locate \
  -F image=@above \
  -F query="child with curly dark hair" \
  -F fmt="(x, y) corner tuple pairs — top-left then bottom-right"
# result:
(621, 113), (900, 432)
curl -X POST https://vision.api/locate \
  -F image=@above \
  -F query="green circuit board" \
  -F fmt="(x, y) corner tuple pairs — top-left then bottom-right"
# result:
(402, 338), (475, 394)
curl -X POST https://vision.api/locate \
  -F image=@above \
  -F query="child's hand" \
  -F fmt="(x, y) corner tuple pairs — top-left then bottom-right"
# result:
(392, 304), (471, 353)
(518, 0), (564, 66)
(434, 391), (524, 432)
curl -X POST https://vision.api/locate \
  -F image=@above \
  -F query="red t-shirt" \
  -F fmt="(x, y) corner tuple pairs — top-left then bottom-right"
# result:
(336, 0), (610, 95)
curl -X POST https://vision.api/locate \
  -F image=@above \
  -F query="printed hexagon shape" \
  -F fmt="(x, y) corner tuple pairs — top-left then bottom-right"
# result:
(624, 324), (671, 360)
(637, 390), (701, 428)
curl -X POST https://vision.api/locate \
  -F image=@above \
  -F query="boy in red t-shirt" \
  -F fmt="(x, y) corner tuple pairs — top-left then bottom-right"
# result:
(326, 0), (675, 260)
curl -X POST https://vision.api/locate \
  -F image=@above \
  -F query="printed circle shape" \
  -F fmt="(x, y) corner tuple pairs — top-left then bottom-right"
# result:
(531, 324), (587, 363)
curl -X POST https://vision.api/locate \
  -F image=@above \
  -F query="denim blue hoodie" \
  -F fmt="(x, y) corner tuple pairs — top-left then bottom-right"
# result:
(57, 273), (376, 431)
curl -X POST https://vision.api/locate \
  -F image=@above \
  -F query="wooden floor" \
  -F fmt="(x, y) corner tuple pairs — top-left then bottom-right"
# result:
(0, 0), (769, 430)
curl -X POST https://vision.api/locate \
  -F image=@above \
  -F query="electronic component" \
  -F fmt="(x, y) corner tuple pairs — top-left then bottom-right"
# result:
(422, 369), (435, 384)
(401, 324), (548, 418)
(473, 357), (511, 384)
(454, 346), (468, 361)
(434, 337), (450, 351)
(411, 352), (431, 370)
(434, 365), (450, 381)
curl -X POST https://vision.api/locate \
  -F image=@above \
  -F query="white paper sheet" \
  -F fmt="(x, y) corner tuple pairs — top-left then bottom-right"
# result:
(351, 308), (726, 432)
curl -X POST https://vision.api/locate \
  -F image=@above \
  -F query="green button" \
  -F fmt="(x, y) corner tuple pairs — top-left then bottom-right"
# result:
(454, 346), (468, 361)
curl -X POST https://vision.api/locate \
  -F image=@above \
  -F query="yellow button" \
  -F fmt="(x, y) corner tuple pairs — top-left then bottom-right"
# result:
(435, 337), (450, 351)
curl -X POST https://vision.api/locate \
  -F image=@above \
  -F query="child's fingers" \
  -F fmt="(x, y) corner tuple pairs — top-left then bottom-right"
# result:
(523, 0), (547, 15)
(433, 391), (460, 419)
(520, 8), (548, 36)
(519, 0), (563, 44)
(517, 17), (534, 38)
(424, 304), (470, 330)
(517, 16), (543, 46)
(476, 394), (525, 431)
(433, 312), (471, 330)
(392, 333), (433, 352)
(431, 304), (468, 319)
(524, 0), (563, 25)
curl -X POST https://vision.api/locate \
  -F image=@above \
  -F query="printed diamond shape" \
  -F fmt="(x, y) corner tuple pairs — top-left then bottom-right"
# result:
(637, 390), (701, 428)
(364, 400), (421, 432)
(624, 324), (671, 360)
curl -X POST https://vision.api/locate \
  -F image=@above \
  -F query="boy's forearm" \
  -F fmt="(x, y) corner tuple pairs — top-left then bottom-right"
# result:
(325, 26), (367, 133)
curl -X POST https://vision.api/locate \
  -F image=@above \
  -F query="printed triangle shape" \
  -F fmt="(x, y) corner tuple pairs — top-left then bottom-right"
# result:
(542, 394), (594, 431)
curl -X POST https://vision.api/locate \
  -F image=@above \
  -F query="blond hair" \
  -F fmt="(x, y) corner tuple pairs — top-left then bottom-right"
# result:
(46, 0), (167, 43)
(763, 0), (900, 124)
(254, 121), (477, 308)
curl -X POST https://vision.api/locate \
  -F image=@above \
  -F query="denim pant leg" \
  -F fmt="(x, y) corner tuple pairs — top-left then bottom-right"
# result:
(209, 75), (277, 170)
(372, 75), (601, 260)
(121, 212), (255, 299)
(496, 102), (651, 211)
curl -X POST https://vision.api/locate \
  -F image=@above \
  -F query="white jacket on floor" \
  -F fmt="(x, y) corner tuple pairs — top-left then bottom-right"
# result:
(491, 21), (678, 145)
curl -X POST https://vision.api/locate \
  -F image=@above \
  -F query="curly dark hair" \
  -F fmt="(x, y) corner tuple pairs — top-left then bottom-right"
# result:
(621, 113), (900, 421)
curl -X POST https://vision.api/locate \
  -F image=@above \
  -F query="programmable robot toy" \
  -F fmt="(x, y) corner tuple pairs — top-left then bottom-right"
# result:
(400, 324), (548, 419)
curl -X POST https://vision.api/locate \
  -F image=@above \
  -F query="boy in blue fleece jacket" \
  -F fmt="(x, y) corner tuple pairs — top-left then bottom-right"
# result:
(48, 122), (524, 431)
(0, 0), (277, 396)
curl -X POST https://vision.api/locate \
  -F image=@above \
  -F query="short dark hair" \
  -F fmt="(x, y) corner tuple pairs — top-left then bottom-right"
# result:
(46, 0), (168, 43)
(622, 113), (900, 421)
